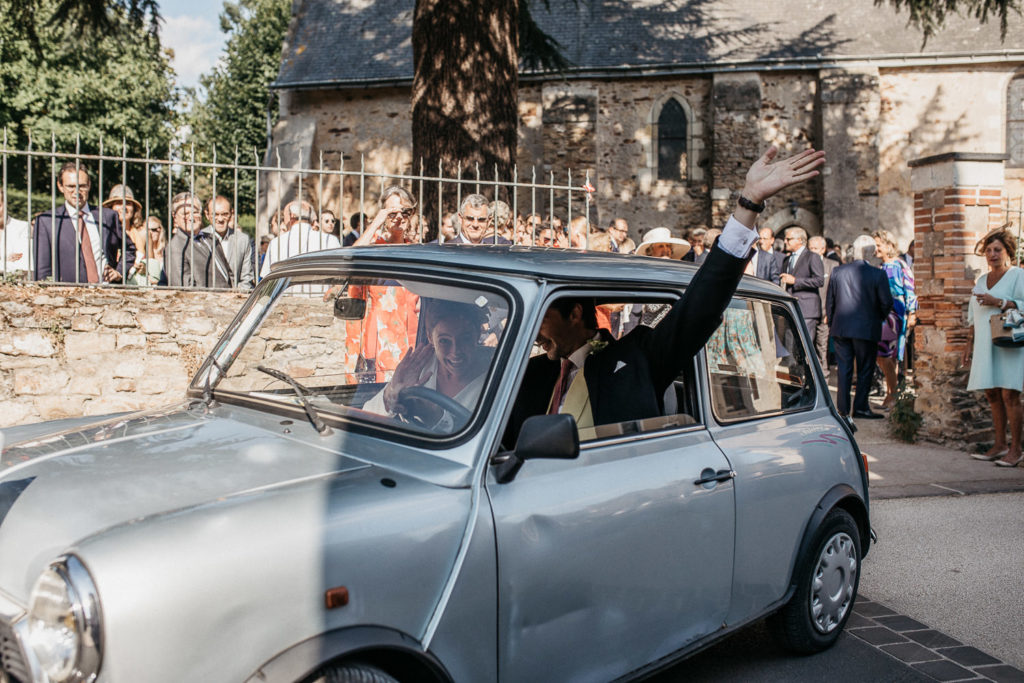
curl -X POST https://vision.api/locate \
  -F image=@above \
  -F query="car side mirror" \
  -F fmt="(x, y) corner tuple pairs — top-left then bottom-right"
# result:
(492, 414), (579, 484)
(333, 297), (366, 320)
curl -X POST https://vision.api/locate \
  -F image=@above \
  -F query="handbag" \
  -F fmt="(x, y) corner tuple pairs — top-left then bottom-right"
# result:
(990, 308), (1024, 347)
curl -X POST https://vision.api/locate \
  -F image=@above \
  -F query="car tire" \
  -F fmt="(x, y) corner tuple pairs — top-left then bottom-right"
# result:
(310, 662), (400, 683)
(768, 507), (861, 654)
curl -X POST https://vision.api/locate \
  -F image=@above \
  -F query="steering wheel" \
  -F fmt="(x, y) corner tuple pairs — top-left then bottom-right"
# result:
(395, 386), (472, 429)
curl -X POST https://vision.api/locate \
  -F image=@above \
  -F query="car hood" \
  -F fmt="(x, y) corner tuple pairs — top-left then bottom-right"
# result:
(0, 403), (374, 602)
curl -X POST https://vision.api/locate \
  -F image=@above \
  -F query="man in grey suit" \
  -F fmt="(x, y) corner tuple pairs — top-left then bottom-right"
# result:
(201, 196), (254, 290)
(809, 235), (838, 376)
(781, 227), (825, 341)
(826, 237), (893, 423)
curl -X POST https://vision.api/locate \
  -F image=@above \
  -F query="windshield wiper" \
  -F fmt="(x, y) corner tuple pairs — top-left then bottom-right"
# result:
(256, 365), (332, 436)
(202, 358), (228, 406)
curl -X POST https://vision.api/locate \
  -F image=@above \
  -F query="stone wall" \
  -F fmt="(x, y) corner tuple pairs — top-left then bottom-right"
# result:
(878, 65), (1022, 253)
(0, 284), (246, 428)
(910, 153), (1007, 444)
(272, 61), (1022, 249)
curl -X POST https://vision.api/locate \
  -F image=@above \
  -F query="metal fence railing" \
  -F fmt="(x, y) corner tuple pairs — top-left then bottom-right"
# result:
(0, 132), (595, 290)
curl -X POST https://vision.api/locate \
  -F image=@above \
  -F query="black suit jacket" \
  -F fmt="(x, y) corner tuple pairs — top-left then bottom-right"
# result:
(782, 248), (825, 320)
(507, 244), (749, 442)
(33, 205), (134, 282)
(825, 260), (894, 341)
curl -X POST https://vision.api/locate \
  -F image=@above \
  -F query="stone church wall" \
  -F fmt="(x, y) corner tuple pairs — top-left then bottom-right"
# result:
(271, 63), (1020, 248)
(877, 65), (1022, 253)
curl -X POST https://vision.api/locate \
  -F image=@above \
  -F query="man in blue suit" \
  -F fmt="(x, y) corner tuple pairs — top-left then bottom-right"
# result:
(747, 228), (781, 284)
(33, 162), (134, 284)
(826, 237), (893, 423)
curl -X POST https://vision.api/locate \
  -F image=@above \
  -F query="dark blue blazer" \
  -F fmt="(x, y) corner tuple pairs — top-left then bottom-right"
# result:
(825, 259), (894, 341)
(754, 248), (781, 285)
(783, 248), (825, 320)
(33, 205), (134, 283)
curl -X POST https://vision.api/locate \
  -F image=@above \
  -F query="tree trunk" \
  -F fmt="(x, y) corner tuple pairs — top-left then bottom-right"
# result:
(412, 0), (519, 241)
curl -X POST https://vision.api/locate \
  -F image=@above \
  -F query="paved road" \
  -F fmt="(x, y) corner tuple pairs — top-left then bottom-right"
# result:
(651, 492), (1024, 682)
(861, 492), (1024, 672)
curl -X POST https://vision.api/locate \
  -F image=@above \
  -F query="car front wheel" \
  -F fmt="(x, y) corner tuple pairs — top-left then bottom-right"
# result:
(769, 507), (861, 654)
(310, 662), (399, 683)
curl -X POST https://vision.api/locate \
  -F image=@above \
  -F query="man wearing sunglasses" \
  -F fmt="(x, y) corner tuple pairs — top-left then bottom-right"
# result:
(447, 194), (511, 245)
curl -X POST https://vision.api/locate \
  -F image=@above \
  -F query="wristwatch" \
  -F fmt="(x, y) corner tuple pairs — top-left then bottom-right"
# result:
(1000, 299), (1007, 310)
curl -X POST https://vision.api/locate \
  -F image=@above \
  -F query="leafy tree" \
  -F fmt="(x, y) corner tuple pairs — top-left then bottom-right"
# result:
(185, 0), (290, 213)
(881, 0), (1021, 41)
(0, 0), (176, 208)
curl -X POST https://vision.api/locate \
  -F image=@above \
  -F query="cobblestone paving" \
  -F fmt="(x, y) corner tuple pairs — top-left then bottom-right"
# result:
(853, 597), (1024, 682)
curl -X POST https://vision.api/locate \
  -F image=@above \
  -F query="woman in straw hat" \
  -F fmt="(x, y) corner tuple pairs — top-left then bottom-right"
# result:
(634, 227), (691, 260)
(103, 184), (145, 257)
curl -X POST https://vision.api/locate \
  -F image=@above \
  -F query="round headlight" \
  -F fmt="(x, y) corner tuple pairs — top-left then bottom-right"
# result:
(25, 556), (102, 683)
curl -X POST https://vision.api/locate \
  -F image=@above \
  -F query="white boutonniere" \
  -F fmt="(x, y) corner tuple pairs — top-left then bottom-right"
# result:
(588, 339), (608, 354)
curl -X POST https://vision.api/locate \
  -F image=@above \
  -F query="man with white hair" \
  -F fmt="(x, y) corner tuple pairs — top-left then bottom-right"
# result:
(260, 199), (341, 278)
(826, 235), (893, 427)
(447, 194), (510, 245)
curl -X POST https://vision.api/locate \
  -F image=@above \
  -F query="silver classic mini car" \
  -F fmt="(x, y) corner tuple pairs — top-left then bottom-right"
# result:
(0, 244), (870, 683)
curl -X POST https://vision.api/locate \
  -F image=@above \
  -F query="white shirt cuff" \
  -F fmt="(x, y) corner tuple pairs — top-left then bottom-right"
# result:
(716, 215), (758, 259)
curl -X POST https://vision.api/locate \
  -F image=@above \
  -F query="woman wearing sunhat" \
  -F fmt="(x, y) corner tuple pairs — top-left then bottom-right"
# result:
(103, 184), (145, 258)
(634, 226), (691, 260)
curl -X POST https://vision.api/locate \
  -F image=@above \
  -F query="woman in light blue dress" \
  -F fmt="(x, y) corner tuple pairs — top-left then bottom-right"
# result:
(963, 230), (1024, 467)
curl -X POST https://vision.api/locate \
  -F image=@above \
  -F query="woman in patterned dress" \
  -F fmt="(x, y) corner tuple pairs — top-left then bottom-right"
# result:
(873, 230), (917, 410)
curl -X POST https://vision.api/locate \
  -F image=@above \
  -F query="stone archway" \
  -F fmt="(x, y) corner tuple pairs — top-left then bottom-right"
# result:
(761, 207), (822, 237)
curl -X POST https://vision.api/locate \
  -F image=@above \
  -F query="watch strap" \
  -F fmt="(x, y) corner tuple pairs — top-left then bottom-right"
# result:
(738, 195), (766, 213)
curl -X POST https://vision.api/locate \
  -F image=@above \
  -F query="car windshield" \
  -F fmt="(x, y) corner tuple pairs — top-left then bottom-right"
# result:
(198, 272), (512, 438)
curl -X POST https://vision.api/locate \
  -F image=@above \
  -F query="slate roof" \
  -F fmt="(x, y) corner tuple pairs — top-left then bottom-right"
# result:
(273, 0), (1023, 89)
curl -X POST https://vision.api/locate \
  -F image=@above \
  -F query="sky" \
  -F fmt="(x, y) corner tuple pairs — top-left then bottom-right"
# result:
(160, 0), (229, 93)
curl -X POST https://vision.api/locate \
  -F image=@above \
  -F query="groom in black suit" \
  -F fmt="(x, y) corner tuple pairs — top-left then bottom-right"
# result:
(826, 239), (893, 421)
(33, 162), (134, 284)
(507, 146), (826, 441)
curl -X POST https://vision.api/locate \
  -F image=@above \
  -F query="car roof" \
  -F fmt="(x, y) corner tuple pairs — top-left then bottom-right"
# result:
(273, 243), (793, 299)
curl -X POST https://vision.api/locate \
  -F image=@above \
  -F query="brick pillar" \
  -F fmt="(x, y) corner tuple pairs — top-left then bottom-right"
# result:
(909, 152), (1007, 443)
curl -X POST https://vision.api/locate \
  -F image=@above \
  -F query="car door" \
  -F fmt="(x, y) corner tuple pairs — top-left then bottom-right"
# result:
(702, 296), (850, 624)
(486, 354), (736, 682)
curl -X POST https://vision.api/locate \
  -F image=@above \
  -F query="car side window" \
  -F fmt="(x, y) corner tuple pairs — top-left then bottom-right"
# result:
(706, 298), (816, 422)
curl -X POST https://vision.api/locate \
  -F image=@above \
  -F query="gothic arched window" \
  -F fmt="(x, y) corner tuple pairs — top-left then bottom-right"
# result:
(657, 98), (688, 181)
(1009, 75), (1024, 167)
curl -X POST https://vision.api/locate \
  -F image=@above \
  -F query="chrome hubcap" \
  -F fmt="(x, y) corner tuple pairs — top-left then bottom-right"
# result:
(810, 531), (857, 634)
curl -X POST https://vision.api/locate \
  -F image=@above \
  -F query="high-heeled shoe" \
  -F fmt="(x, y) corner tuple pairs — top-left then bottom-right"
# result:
(995, 455), (1024, 467)
(972, 449), (1008, 461)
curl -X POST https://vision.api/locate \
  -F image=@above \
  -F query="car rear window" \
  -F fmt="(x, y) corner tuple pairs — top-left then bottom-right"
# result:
(706, 297), (816, 422)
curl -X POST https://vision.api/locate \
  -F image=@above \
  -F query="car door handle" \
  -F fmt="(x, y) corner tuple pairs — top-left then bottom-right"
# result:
(693, 468), (736, 486)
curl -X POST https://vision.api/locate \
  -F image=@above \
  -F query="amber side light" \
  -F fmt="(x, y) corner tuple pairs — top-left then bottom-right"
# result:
(861, 453), (869, 475)
(325, 586), (349, 609)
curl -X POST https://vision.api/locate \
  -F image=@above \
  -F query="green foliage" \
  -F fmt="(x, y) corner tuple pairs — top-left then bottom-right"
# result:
(888, 380), (924, 443)
(0, 0), (178, 204)
(879, 0), (1021, 42)
(185, 0), (290, 212)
